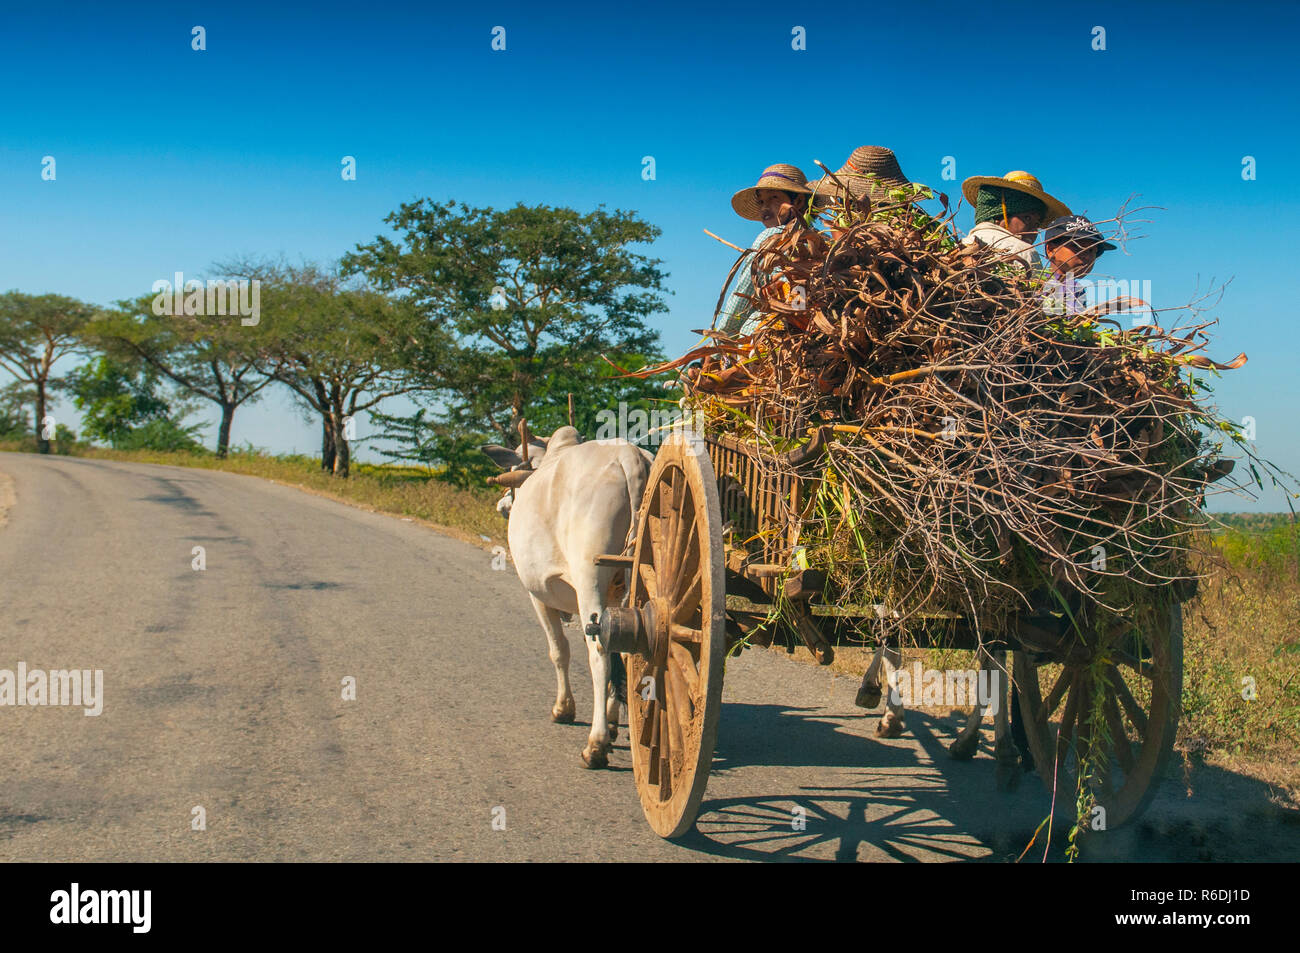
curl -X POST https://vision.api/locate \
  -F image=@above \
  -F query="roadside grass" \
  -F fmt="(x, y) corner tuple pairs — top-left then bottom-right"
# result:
(0, 438), (506, 547)
(6, 438), (1296, 802)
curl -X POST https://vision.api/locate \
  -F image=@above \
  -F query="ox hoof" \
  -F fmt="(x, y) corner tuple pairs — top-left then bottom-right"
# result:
(948, 736), (978, 761)
(551, 699), (576, 724)
(875, 715), (905, 739)
(580, 744), (610, 770)
(855, 683), (882, 710)
(607, 724), (619, 744)
(995, 759), (1021, 792)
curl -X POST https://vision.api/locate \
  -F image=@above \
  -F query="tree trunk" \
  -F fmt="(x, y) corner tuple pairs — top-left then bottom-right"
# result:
(331, 414), (350, 478)
(320, 415), (336, 472)
(34, 381), (49, 454)
(217, 403), (235, 459)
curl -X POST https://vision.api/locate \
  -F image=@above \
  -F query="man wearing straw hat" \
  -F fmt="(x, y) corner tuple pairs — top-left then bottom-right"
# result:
(960, 170), (1071, 271)
(808, 145), (928, 236)
(717, 163), (816, 338)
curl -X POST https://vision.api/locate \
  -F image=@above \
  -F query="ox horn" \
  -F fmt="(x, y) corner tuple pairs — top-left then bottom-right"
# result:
(487, 469), (533, 489)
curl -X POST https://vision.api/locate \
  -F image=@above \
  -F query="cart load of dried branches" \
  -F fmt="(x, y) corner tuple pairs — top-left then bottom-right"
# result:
(643, 177), (1286, 636)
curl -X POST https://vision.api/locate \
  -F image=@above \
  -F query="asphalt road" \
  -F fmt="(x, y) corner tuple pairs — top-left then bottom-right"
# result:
(0, 453), (1294, 862)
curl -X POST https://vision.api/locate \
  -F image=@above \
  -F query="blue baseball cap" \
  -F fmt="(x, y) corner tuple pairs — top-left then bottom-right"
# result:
(1043, 215), (1116, 253)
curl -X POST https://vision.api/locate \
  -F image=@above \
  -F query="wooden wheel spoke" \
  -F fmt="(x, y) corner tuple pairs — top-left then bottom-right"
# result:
(1039, 667), (1071, 725)
(669, 511), (699, 598)
(669, 639), (701, 704)
(1108, 664), (1148, 736)
(672, 567), (703, 623)
(665, 662), (689, 750)
(1055, 673), (1082, 768)
(1104, 690), (1135, 775)
(1112, 648), (1155, 679)
(638, 687), (658, 749)
(646, 514), (665, 578)
(638, 560), (658, 596)
(658, 708), (672, 799)
(670, 622), (703, 644)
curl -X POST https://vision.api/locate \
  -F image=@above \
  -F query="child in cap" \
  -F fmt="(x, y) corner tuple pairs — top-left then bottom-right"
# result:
(1041, 215), (1116, 315)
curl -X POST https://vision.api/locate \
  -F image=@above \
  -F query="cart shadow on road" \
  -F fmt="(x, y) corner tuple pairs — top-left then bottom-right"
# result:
(672, 701), (1300, 862)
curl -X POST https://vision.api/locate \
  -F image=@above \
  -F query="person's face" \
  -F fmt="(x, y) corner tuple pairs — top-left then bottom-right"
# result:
(1006, 209), (1043, 242)
(755, 189), (806, 226)
(1047, 241), (1099, 277)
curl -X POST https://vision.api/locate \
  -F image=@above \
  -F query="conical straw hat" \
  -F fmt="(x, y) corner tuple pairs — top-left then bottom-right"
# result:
(961, 170), (1071, 221)
(730, 163), (814, 221)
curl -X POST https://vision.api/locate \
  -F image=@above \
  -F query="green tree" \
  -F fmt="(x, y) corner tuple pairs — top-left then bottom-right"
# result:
(66, 355), (203, 450)
(0, 381), (32, 440)
(84, 284), (274, 458)
(342, 201), (669, 446)
(249, 261), (433, 477)
(0, 292), (96, 453)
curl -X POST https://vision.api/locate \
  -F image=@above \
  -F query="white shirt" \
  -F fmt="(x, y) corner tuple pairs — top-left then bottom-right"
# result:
(963, 221), (1041, 271)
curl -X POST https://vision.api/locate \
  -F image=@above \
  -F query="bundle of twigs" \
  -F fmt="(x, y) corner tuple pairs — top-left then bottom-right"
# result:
(648, 180), (1284, 630)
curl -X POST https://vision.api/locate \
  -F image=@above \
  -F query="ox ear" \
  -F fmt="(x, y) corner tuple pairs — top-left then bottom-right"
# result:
(481, 444), (522, 470)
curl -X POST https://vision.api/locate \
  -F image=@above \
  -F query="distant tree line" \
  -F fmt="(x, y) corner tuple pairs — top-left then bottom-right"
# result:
(0, 201), (670, 482)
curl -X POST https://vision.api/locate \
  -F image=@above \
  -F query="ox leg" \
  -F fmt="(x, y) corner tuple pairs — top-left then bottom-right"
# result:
(949, 647), (991, 761)
(989, 651), (1020, 791)
(530, 595), (575, 724)
(875, 644), (906, 738)
(576, 571), (614, 769)
(949, 648), (1018, 789)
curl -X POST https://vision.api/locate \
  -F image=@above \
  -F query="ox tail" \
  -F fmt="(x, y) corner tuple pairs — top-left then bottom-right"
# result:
(610, 649), (627, 705)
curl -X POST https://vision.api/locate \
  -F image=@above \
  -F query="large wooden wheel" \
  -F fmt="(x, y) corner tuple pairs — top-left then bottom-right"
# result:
(1014, 601), (1183, 830)
(625, 432), (726, 839)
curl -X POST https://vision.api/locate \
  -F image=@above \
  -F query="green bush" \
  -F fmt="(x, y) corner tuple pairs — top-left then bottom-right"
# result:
(112, 419), (207, 453)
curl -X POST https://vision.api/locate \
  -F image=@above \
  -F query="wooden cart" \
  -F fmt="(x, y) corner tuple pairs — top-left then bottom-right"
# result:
(594, 429), (1184, 840)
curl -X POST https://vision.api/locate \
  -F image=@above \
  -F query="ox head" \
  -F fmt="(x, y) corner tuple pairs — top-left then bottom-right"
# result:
(480, 426), (583, 519)
(481, 435), (550, 519)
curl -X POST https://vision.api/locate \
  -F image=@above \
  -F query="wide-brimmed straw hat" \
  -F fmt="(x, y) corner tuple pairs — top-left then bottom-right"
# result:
(961, 170), (1071, 222)
(730, 164), (815, 221)
(809, 146), (926, 204)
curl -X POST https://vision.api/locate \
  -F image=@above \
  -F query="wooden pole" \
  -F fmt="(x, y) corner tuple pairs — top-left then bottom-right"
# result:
(519, 418), (530, 463)
(567, 393), (575, 429)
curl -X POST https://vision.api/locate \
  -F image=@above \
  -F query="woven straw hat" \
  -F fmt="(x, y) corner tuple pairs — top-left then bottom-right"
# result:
(961, 170), (1071, 222)
(809, 146), (925, 204)
(730, 164), (814, 221)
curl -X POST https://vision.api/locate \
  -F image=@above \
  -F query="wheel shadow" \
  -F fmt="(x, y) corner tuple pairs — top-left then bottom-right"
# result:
(674, 700), (1300, 861)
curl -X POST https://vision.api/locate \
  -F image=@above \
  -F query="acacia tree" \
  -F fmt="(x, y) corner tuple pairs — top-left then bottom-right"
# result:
(84, 289), (274, 457)
(254, 262), (433, 477)
(0, 292), (96, 453)
(342, 200), (668, 445)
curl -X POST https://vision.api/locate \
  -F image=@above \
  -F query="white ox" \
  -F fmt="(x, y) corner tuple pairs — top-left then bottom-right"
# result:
(863, 643), (1025, 789)
(482, 426), (654, 768)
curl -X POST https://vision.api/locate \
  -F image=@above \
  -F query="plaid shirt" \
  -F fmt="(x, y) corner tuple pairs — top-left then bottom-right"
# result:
(718, 226), (782, 337)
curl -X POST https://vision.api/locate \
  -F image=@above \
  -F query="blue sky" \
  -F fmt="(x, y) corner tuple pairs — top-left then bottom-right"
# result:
(2, 0), (1297, 509)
